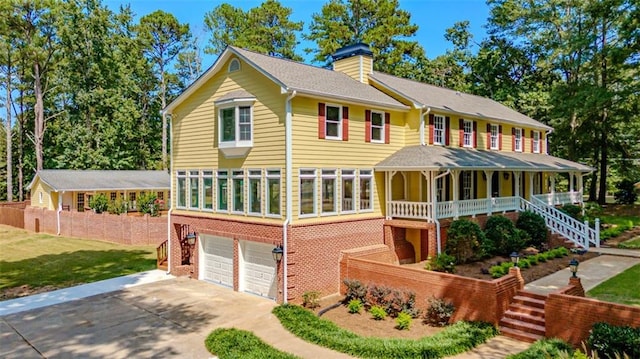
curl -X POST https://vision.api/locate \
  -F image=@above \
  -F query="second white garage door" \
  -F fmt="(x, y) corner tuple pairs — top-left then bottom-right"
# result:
(200, 234), (234, 288)
(240, 241), (277, 299)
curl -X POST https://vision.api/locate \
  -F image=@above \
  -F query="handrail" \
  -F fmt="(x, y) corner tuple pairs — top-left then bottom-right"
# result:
(157, 240), (169, 268)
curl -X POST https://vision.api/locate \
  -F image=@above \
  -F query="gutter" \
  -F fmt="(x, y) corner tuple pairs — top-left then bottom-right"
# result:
(284, 90), (297, 304)
(432, 169), (451, 254)
(420, 106), (431, 146)
(56, 191), (62, 235)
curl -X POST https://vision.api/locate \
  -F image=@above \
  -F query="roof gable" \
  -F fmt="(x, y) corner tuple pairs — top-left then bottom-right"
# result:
(29, 170), (170, 191)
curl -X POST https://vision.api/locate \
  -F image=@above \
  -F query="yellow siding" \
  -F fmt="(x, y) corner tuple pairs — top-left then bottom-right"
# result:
(30, 179), (54, 210)
(333, 55), (372, 83)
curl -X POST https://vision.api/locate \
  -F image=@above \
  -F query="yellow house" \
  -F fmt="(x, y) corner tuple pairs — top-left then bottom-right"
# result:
(164, 43), (594, 303)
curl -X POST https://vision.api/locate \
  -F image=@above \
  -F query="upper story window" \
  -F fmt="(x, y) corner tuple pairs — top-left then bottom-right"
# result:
(325, 104), (342, 139)
(215, 92), (256, 157)
(514, 128), (523, 152)
(463, 120), (473, 148)
(371, 111), (384, 142)
(532, 131), (541, 153)
(490, 124), (499, 150)
(434, 115), (445, 145)
(228, 58), (241, 72)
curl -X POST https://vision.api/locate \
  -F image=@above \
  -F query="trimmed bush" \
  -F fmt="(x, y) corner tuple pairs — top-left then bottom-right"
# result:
(445, 219), (487, 264)
(588, 322), (640, 358)
(302, 290), (321, 309)
(395, 312), (412, 330)
(368, 284), (391, 309)
(348, 299), (363, 314)
(484, 215), (526, 256)
(516, 211), (548, 248)
(424, 296), (455, 327)
(370, 305), (387, 320)
(426, 253), (456, 273)
(89, 193), (108, 213)
(560, 204), (583, 220)
(343, 279), (368, 304)
(205, 328), (299, 359)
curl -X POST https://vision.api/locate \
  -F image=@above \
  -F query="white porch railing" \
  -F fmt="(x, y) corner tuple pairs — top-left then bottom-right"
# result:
(388, 201), (433, 221)
(527, 196), (599, 248)
(533, 191), (582, 206)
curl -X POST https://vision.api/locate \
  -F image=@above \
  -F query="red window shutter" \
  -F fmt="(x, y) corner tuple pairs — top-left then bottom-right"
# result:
(498, 125), (503, 150)
(445, 116), (450, 146)
(530, 130), (534, 152)
(512, 127), (516, 151)
(473, 121), (477, 148)
(428, 114), (434, 145)
(342, 106), (349, 141)
(486, 123), (491, 149)
(318, 102), (325, 139)
(365, 110), (371, 143)
(459, 118), (464, 147)
(385, 112), (391, 144)
(541, 132), (545, 153)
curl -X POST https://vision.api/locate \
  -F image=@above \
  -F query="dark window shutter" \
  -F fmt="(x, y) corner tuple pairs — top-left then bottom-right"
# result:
(384, 112), (391, 144)
(530, 130), (534, 152)
(473, 171), (478, 199)
(428, 114), (434, 145)
(473, 121), (477, 148)
(486, 123), (491, 149)
(541, 132), (544, 153)
(512, 127), (516, 151)
(459, 118), (464, 147)
(498, 125), (503, 150)
(365, 110), (371, 143)
(342, 106), (349, 141)
(318, 102), (326, 139)
(445, 177), (450, 201)
(445, 116), (450, 146)
(459, 172), (464, 199)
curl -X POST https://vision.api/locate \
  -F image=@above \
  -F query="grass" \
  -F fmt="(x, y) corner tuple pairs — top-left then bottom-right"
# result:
(618, 237), (640, 249)
(0, 225), (156, 295)
(587, 264), (640, 306)
(598, 215), (640, 241)
(205, 328), (300, 359)
(272, 304), (498, 359)
(506, 338), (573, 358)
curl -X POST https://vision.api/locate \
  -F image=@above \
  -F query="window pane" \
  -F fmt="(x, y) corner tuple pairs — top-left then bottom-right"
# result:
(177, 177), (186, 207)
(233, 178), (244, 212)
(190, 177), (199, 208)
(268, 177), (280, 215)
(371, 112), (383, 126)
(300, 178), (315, 215)
(239, 107), (251, 141)
(326, 106), (340, 121)
(322, 177), (335, 213)
(360, 177), (371, 210)
(326, 122), (339, 137)
(249, 178), (261, 213)
(372, 127), (381, 141)
(218, 177), (227, 210)
(342, 177), (354, 211)
(203, 177), (213, 209)
(221, 108), (235, 142)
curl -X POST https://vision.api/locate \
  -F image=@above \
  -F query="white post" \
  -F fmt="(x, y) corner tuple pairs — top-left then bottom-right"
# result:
(514, 172), (521, 198)
(595, 218), (600, 247)
(528, 172), (534, 200)
(451, 170), (460, 219)
(385, 171), (390, 219)
(569, 172), (575, 193)
(484, 170), (493, 215)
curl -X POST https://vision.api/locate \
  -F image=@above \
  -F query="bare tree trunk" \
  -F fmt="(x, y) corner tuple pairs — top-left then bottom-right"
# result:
(161, 67), (167, 170)
(5, 54), (12, 201)
(33, 61), (44, 171)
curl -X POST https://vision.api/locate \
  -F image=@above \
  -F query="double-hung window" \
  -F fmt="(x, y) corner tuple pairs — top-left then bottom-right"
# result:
(325, 104), (342, 139)
(463, 120), (473, 147)
(433, 115), (445, 145)
(189, 170), (199, 209)
(216, 93), (255, 155)
(299, 169), (317, 216)
(232, 170), (244, 213)
(514, 128), (523, 152)
(490, 124), (499, 150)
(266, 170), (281, 216)
(371, 111), (384, 142)
(202, 171), (213, 210)
(533, 131), (540, 153)
(217, 170), (228, 211)
(341, 170), (355, 212)
(462, 171), (472, 200)
(321, 169), (337, 214)
(359, 170), (373, 211)
(248, 170), (262, 215)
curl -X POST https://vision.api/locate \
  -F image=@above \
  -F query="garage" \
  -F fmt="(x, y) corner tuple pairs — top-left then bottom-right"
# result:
(239, 241), (278, 299)
(200, 234), (234, 288)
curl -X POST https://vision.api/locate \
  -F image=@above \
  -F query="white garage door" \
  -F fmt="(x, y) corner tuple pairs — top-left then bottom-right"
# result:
(240, 241), (277, 299)
(200, 235), (234, 288)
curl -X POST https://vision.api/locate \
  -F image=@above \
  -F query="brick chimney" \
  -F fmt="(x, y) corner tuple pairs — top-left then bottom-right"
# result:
(332, 43), (373, 84)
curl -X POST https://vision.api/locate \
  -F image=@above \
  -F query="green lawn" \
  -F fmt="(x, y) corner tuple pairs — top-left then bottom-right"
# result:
(587, 264), (640, 306)
(618, 237), (640, 249)
(0, 225), (156, 297)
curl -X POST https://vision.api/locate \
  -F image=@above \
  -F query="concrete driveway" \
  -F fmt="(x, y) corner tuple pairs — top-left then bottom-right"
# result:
(0, 278), (351, 359)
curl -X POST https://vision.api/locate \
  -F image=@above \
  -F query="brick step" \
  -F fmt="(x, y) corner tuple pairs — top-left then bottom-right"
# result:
(499, 317), (545, 336)
(516, 290), (548, 301)
(503, 310), (546, 326)
(507, 303), (545, 318)
(500, 326), (544, 343)
(512, 295), (546, 309)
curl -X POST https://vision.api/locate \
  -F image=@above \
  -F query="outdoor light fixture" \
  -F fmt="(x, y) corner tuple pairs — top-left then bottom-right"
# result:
(510, 252), (520, 267)
(503, 172), (510, 180)
(569, 258), (579, 278)
(186, 231), (196, 245)
(272, 245), (284, 262)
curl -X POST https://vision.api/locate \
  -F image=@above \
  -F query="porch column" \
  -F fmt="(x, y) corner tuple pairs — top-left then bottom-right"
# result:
(385, 172), (389, 219)
(569, 172), (575, 193)
(578, 173), (584, 203)
(401, 172), (408, 200)
(484, 170), (493, 216)
(451, 170), (460, 219)
(514, 172), (521, 198)
(421, 171), (431, 218)
(550, 176), (556, 195)
(527, 172), (534, 200)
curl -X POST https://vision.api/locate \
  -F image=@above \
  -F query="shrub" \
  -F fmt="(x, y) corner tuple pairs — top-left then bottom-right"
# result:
(368, 284), (391, 309)
(302, 290), (321, 309)
(386, 289), (421, 318)
(107, 197), (127, 215)
(370, 305), (387, 320)
(89, 194), (108, 213)
(526, 255), (539, 265)
(138, 192), (160, 216)
(484, 215), (526, 256)
(347, 299), (363, 314)
(537, 252), (548, 262)
(588, 322), (640, 358)
(518, 258), (530, 269)
(506, 338), (574, 359)
(424, 296), (455, 326)
(614, 179), (639, 205)
(490, 261), (514, 278)
(428, 253), (456, 273)
(445, 219), (487, 264)
(560, 204), (583, 220)
(205, 328), (298, 359)
(516, 211), (548, 248)
(343, 279), (367, 304)
(395, 312), (412, 330)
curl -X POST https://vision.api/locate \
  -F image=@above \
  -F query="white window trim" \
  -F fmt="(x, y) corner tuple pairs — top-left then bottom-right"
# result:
(299, 169), (317, 218)
(463, 119), (473, 148)
(266, 169), (282, 218)
(370, 110), (385, 143)
(325, 103), (343, 140)
(176, 170), (187, 209)
(341, 169), (356, 214)
(248, 169), (262, 216)
(231, 169), (245, 214)
(321, 169), (338, 216)
(515, 128), (523, 152)
(359, 169), (374, 212)
(217, 101), (255, 149)
(202, 170), (214, 212)
(433, 115), (445, 145)
(533, 131), (541, 153)
(490, 124), (499, 150)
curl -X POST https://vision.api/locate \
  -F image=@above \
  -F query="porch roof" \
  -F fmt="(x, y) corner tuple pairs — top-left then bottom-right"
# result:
(375, 146), (593, 172)
(29, 170), (170, 191)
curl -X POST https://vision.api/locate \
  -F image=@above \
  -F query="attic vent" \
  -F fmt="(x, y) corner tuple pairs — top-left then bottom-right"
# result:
(228, 58), (241, 73)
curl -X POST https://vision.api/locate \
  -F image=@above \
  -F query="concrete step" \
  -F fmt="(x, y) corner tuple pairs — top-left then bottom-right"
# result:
(507, 303), (545, 318)
(512, 295), (546, 309)
(499, 317), (545, 336)
(503, 310), (546, 326)
(500, 326), (544, 343)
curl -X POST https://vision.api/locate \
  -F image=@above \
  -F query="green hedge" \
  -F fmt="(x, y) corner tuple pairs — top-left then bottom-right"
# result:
(205, 328), (299, 359)
(272, 304), (498, 359)
(588, 322), (640, 358)
(506, 338), (573, 358)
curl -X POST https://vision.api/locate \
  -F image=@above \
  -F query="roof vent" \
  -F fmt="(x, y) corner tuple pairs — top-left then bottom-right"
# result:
(331, 42), (373, 61)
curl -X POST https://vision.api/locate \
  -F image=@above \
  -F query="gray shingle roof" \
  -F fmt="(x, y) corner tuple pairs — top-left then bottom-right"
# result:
(375, 145), (592, 172)
(31, 170), (170, 191)
(229, 47), (408, 110)
(369, 72), (552, 130)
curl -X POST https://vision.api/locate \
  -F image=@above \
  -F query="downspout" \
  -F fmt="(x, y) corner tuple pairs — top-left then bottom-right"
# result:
(432, 169), (451, 254)
(56, 191), (62, 235)
(284, 90), (296, 304)
(166, 111), (174, 275)
(420, 106), (431, 146)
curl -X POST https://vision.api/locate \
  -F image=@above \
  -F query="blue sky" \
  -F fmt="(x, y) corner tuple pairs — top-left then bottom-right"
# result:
(105, 0), (491, 66)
